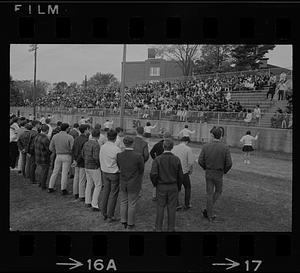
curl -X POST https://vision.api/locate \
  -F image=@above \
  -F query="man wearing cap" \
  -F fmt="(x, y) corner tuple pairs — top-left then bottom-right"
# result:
(198, 127), (232, 222)
(117, 136), (144, 230)
(150, 139), (184, 232)
(149, 131), (172, 201)
(171, 136), (195, 210)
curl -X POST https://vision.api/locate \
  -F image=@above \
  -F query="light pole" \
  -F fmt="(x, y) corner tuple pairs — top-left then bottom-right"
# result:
(120, 44), (127, 129)
(29, 44), (38, 119)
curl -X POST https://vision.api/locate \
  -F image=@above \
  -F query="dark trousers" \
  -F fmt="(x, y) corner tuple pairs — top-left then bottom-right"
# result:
(156, 183), (178, 232)
(266, 91), (275, 100)
(278, 90), (284, 100)
(205, 170), (223, 218)
(28, 155), (36, 183)
(9, 142), (18, 168)
(20, 152), (27, 177)
(101, 172), (120, 218)
(50, 152), (56, 170)
(179, 173), (191, 207)
(35, 164), (50, 189)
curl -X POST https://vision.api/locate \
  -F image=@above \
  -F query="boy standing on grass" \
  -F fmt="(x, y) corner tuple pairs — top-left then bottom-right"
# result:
(117, 136), (144, 230)
(198, 127), (232, 222)
(150, 139), (184, 232)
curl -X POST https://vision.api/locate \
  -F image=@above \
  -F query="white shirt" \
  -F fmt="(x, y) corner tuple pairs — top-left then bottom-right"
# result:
(253, 108), (261, 118)
(46, 124), (53, 139)
(115, 135), (125, 151)
(40, 117), (46, 124)
(226, 92), (231, 101)
(104, 121), (113, 129)
(171, 143), (194, 174)
(10, 128), (18, 143)
(244, 113), (252, 123)
(99, 141), (121, 173)
(79, 118), (88, 125)
(144, 124), (156, 133)
(240, 134), (258, 146)
(179, 128), (195, 138)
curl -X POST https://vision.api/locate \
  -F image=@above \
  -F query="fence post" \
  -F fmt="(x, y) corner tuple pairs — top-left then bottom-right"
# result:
(217, 112), (220, 125)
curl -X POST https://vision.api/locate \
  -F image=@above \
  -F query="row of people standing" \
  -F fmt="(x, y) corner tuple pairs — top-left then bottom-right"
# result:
(11, 115), (233, 231)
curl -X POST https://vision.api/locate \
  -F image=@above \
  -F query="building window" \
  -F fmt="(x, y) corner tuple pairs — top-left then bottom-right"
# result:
(150, 67), (160, 76)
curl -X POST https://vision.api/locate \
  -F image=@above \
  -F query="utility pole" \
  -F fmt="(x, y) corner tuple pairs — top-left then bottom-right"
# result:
(120, 44), (127, 129)
(85, 75), (87, 91)
(29, 44), (38, 119)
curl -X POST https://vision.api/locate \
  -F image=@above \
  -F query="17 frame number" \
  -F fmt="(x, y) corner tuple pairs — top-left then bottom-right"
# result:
(212, 258), (262, 271)
(245, 260), (262, 272)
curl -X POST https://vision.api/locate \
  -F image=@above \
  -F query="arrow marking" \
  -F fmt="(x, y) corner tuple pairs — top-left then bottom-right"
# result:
(212, 258), (240, 270)
(56, 258), (83, 270)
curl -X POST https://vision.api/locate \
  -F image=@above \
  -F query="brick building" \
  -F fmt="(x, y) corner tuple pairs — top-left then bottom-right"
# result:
(123, 49), (184, 87)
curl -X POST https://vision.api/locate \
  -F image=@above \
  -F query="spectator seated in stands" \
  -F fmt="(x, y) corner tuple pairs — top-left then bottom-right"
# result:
(244, 109), (253, 125)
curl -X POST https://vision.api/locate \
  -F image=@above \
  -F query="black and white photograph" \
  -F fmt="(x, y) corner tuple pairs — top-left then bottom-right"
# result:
(9, 44), (292, 232)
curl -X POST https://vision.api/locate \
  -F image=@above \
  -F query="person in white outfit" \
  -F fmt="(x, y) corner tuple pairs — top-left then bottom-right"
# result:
(104, 120), (114, 131)
(144, 122), (157, 140)
(244, 109), (253, 125)
(40, 115), (46, 124)
(253, 105), (261, 125)
(178, 125), (195, 141)
(240, 130), (259, 164)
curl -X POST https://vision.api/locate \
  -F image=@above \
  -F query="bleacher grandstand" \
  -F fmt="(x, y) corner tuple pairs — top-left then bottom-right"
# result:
(12, 68), (292, 129)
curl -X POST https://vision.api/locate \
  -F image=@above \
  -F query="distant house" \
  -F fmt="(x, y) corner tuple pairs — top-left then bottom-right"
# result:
(124, 48), (184, 87)
(258, 58), (292, 76)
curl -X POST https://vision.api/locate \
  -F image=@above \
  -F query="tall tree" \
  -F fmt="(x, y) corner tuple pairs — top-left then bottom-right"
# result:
(231, 44), (275, 70)
(193, 45), (235, 74)
(13, 79), (50, 101)
(154, 45), (200, 76)
(10, 76), (23, 106)
(87, 72), (119, 89)
(53, 81), (68, 92)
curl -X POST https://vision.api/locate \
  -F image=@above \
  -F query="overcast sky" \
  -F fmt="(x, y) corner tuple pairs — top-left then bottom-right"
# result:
(10, 44), (292, 84)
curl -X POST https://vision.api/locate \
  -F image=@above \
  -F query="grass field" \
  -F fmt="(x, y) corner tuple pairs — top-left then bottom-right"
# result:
(10, 138), (292, 232)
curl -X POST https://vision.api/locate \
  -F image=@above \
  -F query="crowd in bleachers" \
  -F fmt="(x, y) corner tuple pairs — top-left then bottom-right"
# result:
(25, 70), (275, 112)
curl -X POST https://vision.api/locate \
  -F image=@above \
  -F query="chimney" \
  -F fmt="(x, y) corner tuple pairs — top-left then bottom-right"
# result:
(148, 48), (156, 59)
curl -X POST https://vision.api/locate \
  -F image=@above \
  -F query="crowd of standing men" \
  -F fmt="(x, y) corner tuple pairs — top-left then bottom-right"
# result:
(10, 113), (232, 231)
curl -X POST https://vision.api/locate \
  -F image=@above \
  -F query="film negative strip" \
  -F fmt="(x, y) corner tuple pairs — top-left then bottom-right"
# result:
(1, 0), (299, 272)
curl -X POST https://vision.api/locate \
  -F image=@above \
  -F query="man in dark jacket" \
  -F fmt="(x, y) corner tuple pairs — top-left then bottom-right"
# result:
(150, 139), (184, 232)
(133, 126), (149, 199)
(198, 127), (232, 222)
(34, 124), (51, 189)
(18, 123), (33, 178)
(72, 124), (90, 200)
(50, 121), (62, 169)
(69, 123), (80, 139)
(68, 123), (80, 179)
(117, 136), (144, 230)
(133, 126), (149, 163)
(149, 131), (172, 201)
(27, 120), (40, 183)
(82, 128), (101, 211)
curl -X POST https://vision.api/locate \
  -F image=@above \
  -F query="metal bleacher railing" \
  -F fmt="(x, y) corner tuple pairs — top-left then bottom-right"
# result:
(35, 106), (292, 129)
